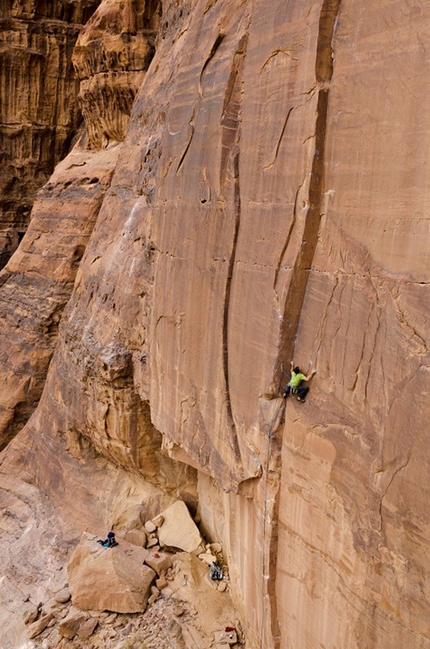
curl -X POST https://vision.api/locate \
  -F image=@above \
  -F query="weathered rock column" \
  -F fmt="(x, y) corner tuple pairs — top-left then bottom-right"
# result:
(0, 0), (161, 447)
(0, 0), (100, 266)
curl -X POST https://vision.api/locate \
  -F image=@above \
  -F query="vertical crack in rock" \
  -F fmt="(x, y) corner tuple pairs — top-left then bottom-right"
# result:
(259, 427), (283, 649)
(262, 2), (341, 647)
(263, 105), (295, 170)
(276, 0), (341, 377)
(176, 118), (195, 174)
(177, 31), (226, 175)
(199, 32), (226, 97)
(221, 34), (248, 464)
(177, 32), (226, 175)
(276, 87), (329, 364)
(223, 149), (242, 462)
(273, 175), (306, 300)
(220, 34), (247, 186)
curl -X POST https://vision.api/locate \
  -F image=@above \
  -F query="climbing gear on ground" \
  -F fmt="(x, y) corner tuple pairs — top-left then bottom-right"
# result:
(209, 562), (223, 580)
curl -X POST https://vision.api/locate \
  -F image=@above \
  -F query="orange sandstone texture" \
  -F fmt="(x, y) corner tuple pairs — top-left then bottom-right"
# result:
(0, 0), (100, 265)
(72, 0), (161, 148)
(0, 0), (159, 449)
(0, 1), (429, 649)
(0, 143), (120, 450)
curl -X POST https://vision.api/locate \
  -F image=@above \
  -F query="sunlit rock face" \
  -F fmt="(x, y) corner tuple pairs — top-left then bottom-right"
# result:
(0, 0), (100, 266)
(0, 1), (430, 649)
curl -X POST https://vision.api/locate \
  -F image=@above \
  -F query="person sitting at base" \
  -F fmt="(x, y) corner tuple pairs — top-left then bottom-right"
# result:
(97, 531), (118, 548)
(283, 361), (316, 402)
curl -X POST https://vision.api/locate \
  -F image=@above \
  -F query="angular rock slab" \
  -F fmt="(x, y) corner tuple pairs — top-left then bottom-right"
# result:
(67, 532), (156, 613)
(157, 501), (204, 554)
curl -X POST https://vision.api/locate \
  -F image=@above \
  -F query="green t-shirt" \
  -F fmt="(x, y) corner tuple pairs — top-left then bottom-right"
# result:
(290, 371), (305, 388)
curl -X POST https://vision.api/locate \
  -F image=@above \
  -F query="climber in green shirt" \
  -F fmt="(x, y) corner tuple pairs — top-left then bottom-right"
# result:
(283, 360), (317, 402)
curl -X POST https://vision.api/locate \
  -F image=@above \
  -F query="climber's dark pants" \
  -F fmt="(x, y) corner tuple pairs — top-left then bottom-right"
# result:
(283, 385), (309, 400)
(296, 385), (309, 400)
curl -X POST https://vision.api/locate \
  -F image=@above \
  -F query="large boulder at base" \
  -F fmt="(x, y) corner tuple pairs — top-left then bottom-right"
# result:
(157, 501), (204, 554)
(67, 532), (156, 613)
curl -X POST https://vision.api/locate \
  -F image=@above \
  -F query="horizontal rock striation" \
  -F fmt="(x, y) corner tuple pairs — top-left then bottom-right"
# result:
(0, 1), (429, 649)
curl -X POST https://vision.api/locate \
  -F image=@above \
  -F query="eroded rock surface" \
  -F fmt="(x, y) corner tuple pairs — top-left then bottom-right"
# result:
(0, 1), (429, 649)
(0, 0), (100, 265)
(68, 532), (156, 613)
(0, 0), (163, 448)
(0, 142), (120, 449)
(72, 0), (161, 148)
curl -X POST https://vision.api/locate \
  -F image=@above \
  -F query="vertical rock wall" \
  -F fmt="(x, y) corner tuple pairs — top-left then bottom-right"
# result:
(0, 0), (100, 266)
(0, 0), (160, 449)
(275, 1), (430, 646)
(0, 1), (429, 648)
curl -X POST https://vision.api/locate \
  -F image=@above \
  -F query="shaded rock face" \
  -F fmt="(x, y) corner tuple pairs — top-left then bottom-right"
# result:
(0, 1), (429, 649)
(0, 0), (163, 448)
(0, 0), (100, 266)
(0, 143), (121, 450)
(72, 0), (161, 148)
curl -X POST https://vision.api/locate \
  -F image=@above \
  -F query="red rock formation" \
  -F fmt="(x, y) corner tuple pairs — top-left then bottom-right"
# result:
(0, 143), (121, 449)
(0, 0), (100, 266)
(0, 0), (160, 448)
(0, 0), (430, 648)
(72, 0), (161, 148)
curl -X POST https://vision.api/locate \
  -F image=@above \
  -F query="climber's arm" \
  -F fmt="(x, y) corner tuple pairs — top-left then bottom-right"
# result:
(303, 369), (317, 382)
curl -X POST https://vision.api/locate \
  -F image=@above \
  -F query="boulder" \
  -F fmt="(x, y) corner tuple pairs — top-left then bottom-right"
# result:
(144, 520), (157, 533)
(24, 603), (41, 625)
(55, 587), (71, 604)
(198, 551), (217, 565)
(210, 543), (222, 554)
(153, 515), (164, 527)
(147, 536), (159, 548)
(59, 612), (87, 639)
(144, 551), (172, 576)
(77, 617), (98, 639)
(67, 532), (156, 613)
(156, 575), (168, 590)
(157, 501), (204, 554)
(27, 613), (54, 639)
(123, 529), (147, 548)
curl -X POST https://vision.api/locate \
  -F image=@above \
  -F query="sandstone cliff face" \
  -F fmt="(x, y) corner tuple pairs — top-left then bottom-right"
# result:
(0, 0), (100, 266)
(72, 0), (160, 148)
(0, 0), (159, 449)
(0, 1), (430, 649)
